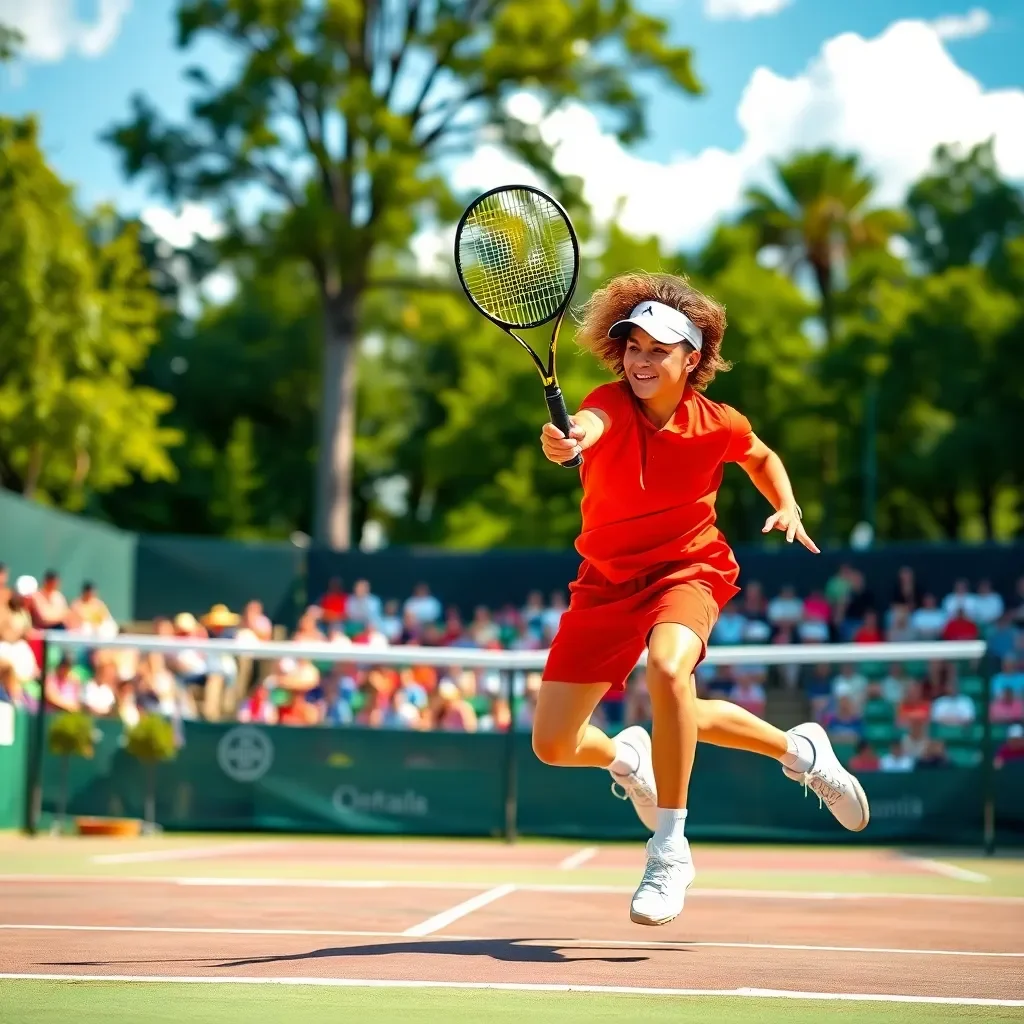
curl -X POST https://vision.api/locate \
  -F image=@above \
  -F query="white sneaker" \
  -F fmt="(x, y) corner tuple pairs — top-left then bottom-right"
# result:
(629, 838), (696, 926)
(609, 725), (658, 832)
(783, 722), (870, 832)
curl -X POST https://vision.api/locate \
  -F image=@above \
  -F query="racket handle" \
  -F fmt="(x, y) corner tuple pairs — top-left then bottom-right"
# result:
(544, 384), (583, 469)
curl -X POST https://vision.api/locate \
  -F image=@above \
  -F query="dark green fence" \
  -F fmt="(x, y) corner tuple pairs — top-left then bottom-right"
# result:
(21, 714), (1024, 846)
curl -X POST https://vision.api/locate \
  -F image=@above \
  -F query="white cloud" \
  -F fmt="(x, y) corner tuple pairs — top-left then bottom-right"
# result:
(451, 19), (1024, 252)
(929, 8), (992, 41)
(704, 0), (792, 20)
(0, 0), (132, 61)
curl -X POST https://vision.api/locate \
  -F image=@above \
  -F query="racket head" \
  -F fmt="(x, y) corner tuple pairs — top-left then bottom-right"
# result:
(454, 184), (580, 332)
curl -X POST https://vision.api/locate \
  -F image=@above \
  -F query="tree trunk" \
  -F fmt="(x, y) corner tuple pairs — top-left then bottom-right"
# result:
(145, 762), (156, 827)
(937, 490), (959, 539)
(314, 294), (360, 550)
(58, 756), (69, 834)
(978, 477), (996, 541)
(22, 441), (43, 499)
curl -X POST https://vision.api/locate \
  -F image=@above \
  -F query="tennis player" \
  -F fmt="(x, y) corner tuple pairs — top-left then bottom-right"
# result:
(533, 272), (869, 927)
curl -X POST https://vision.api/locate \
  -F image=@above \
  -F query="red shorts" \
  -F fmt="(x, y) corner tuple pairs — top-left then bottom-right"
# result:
(542, 561), (727, 693)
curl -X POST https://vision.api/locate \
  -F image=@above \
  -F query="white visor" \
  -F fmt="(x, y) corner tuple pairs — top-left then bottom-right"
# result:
(608, 300), (703, 351)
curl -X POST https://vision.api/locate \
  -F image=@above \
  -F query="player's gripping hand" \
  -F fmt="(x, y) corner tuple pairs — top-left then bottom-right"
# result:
(540, 420), (585, 465)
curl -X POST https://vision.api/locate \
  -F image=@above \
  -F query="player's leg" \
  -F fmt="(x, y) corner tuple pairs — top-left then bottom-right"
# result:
(629, 620), (702, 926)
(693, 691), (870, 831)
(531, 680), (614, 768)
(537, 595), (659, 830)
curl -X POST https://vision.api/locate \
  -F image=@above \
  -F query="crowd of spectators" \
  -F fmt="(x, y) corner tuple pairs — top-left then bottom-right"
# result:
(1, 560), (1023, 771)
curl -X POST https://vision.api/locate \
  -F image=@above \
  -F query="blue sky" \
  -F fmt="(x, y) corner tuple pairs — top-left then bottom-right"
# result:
(0, 0), (1021, 251)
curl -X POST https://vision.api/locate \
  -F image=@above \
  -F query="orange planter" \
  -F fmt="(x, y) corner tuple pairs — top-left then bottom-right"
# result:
(75, 817), (143, 837)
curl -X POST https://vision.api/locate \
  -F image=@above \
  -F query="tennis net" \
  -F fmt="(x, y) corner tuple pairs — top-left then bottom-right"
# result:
(18, 631), (1016, 849)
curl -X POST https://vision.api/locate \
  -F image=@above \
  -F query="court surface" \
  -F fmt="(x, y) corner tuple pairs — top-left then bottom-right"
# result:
(1, 833), (1022, 1023)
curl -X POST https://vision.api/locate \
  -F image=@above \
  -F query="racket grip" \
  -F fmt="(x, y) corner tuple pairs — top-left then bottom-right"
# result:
(544, 384), (583, 470)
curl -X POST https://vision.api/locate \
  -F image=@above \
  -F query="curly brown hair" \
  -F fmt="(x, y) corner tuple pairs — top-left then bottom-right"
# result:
(575, 271), (731, 392)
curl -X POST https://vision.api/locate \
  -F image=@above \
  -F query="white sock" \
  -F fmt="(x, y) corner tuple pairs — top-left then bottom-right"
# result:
(779, 731), (815, 773)
(652, 808), (687, 850)
(609, 737), (640, 776)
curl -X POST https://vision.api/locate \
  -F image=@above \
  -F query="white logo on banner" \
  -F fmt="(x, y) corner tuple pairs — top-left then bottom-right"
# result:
(217, 726), (274, 782)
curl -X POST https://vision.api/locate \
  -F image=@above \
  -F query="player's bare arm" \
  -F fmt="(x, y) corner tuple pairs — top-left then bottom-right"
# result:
(736, 434), (820, 553)
(539, 408), (610, 464)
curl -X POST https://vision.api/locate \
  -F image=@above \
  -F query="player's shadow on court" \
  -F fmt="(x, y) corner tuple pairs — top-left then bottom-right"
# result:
(44, 938), (669, 969)
(212, 938), (652, 968)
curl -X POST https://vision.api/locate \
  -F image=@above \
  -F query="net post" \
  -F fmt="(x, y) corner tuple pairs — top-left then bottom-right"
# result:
(981, 649), (996, 857)
(502, 668), (518, 845)
(23, 632), (49, 836)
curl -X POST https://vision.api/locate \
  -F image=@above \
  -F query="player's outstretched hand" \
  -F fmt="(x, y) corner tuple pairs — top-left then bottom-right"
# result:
(763, 506), (820, 553)
(540, 420), (584, 464)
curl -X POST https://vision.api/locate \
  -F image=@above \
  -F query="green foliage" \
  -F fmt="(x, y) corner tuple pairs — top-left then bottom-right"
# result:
(124, 714), (177, 764)
(47, 712), (95, 760)
(103, 0), (704, 547)
(0, 118), (181, 509)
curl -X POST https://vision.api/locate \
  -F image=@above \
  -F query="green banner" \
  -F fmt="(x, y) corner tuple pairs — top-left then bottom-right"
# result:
(30, 717), (1020, 845)
(0, 706), (26, 829)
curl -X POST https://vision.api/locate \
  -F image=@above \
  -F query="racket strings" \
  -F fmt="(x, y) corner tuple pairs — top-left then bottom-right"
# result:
(458, 189), (575, 328)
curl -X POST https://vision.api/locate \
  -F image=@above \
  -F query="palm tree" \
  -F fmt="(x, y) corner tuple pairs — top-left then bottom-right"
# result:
(741, 150), (906, 349)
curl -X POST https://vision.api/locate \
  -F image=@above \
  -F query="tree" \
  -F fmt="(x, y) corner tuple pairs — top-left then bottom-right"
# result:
(0, 118), (180, 509)
(104, 0), (704, 549)
(741, 150), (905, 349)
(905, 138), (1024, 281)
(47, 711), (95, 834)
(124, 713), (178, 830)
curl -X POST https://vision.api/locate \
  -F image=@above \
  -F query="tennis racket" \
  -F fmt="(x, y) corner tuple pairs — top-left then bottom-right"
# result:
(454, 184), (582, 469)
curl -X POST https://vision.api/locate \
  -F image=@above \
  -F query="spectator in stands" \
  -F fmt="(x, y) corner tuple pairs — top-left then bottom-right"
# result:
(738, 581), (771, 642)
(879, 740), (914, 772)
(44, 656), (81, 712)
(842, 569), (875, 637)
(541, 591), (567, 637)
(987, 613), (1019, 661)
(831, 664), (868, 709)
(892, 565), (921, 610)
(879, 663), (909, 704)
(797, 591), (832, 643)
(973, 579), (1004, 627)
(825, 563), (854, 610)
(83, 656), (119, 717)
(853, 609), (883, 644)
(897, 680), (931, 728)
(0, 651), (36, 711)
(767, 585), (803, 628)
(885, 605), (915, 643)
(990, 686), (1024, 724)
(68, 582), (117, 638)
(239, 600), (273, 642)
(992, 654), (1024, 697)
(729, 669), (767, 717)
(404, 582), (442, 625)
(916, 738), (949, 768)
(910, 593), (947, 639)
(710, 603), (746, 646)
(995, 724), (1024, 767)
(930, 677), (976, 727)
(347, 579), (382, 628)
(803, 589), (831, 623)
(378, 599), (403, 642)
(941, 607), (980, 642)
(515, 672), (543, 730)
(824, 691), (864, 745)
(469, 606), (500, 648)
(318, 577), (348, 628)
(902, 718), (931, 761)
(806, 663), (834, 721)
(30, 571), (68, 630)
(849, 739), (880, 773)
(428, 677), (477, 732)
(942, 579), (976, 620)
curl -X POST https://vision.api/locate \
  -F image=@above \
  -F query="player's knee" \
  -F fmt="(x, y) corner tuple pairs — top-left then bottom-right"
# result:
(645, 654), (690, 692)
(531, 726), (576, 766)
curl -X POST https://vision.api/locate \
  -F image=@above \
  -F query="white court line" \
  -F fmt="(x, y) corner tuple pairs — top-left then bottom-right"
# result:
(557, 847), (598, 871)
(0, 875), (1021, 905)
(904, 858), (990, 884)
(1, 923), (1021, 959)
(402, 884), (517, 937)
(92, 842), (289, 865)
(0, 974), (1020, 1006)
